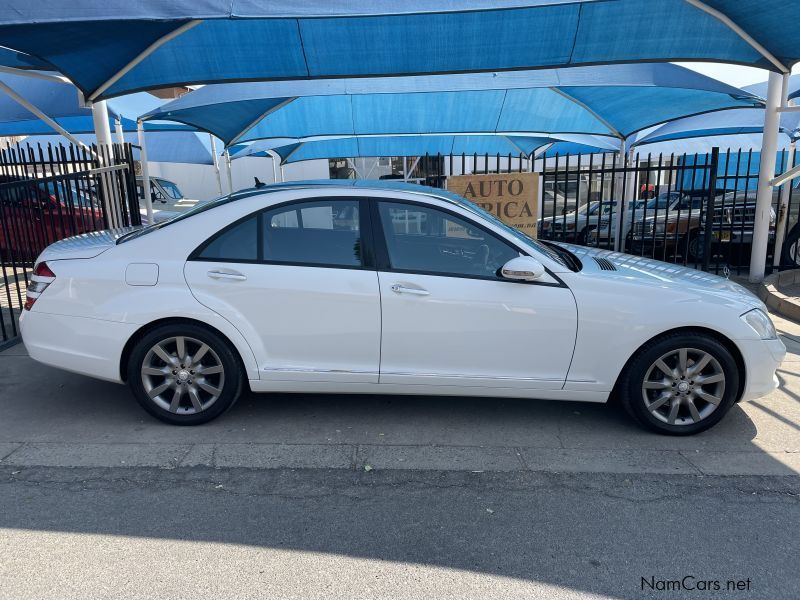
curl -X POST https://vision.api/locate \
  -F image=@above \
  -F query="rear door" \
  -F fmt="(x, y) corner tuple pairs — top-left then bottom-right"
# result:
(184, 197), (381, 383)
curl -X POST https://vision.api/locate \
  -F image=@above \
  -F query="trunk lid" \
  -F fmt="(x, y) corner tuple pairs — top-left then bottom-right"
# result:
(37, 227), (140, 262)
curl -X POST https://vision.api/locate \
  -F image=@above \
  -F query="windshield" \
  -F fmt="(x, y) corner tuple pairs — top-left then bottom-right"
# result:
(645, 192), (682, 210)
(156, 178), (183, 200)
(40, 181), (95, 208)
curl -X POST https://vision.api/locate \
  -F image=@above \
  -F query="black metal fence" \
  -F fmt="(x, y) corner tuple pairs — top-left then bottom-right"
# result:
(408, 148), (798, 277)
(0, 141), (139, 348)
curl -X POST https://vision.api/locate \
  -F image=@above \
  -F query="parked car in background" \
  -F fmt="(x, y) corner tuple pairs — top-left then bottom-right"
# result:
(539, 200), (614, 243)
(136, 176), (197, 224)
(0, 176), (102, 258)
(695, 191), (776, 265)
(627, 191), (708, 260)
(136, 176), (185, 205)
(21, 180), (784, 436)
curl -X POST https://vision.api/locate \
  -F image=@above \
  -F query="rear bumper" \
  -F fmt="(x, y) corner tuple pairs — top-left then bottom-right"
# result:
(20, 310), (137, 383)
(737, 337), (786, 402)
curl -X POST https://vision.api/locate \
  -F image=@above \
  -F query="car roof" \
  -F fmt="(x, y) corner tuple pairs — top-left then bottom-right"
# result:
(227, 178), (471, 207)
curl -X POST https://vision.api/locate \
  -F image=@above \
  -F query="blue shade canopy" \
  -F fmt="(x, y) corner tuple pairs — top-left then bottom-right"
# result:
(0, 48), (53, 71)
(19, 131), (213, 165)
(142, 64), (762, 146)
(239, 134), (614, 164)
(742, 74), (800, 101)
(544, 141), (617, 156)
(0, 71), (192, 135)
(0, 1), (798, 100)
(634, 109), (800, 147)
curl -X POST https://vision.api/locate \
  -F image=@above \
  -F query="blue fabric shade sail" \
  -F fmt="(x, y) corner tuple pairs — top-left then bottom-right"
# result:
(742, 74), (800, 102)
(0, 71), (192, 135)
(234, 133), (617, 164)
(0, 1), (798, 100)
(18, 131), (214, 165)
(142, 64), (762, 147)
(0, 48), (52, 71)
(633, 108), (800, 147)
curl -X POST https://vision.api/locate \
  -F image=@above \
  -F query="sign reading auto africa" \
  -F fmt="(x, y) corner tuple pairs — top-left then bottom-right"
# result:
(447, 172), (539, 239)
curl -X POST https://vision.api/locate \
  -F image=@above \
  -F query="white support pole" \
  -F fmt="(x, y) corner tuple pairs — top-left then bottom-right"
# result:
(403, 156), (408, 182)
(773, 140), (796, 267)
(92, 100), (117, 227)
(209, 134), (223, 195)
(136, 120), (154, 226)
(750, 72), (785, 283)
(114, 118), (125, 145)
(224, 148), (233, 194)
(92, 100), (113, 147)
(623, 146), (638, 225)
(613, 138), (628, 252)
(268, 150), (280, 183)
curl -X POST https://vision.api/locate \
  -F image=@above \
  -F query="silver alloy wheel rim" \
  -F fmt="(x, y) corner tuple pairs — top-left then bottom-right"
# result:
(641, 347), (725, 426)
(790, 239), (799, 266)
(141, 336), (225, 415)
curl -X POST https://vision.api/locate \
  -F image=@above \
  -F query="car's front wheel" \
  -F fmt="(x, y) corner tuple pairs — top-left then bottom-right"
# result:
(617, 332), (739, 435)
(127, 323), (243, 425)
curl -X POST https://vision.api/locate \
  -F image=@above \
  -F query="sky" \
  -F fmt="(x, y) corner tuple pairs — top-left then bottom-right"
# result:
(676, 62), (800, 89)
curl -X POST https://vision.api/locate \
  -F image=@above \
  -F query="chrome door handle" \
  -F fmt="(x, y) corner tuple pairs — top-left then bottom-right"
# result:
(207, 269), (247, 281)
(391, 284), (430, 296)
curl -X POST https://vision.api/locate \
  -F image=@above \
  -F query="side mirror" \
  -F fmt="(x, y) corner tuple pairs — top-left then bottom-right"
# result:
(501, 256), (546, 282)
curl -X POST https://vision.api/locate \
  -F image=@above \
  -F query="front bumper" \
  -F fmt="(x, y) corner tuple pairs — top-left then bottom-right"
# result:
(737, 337), (786, 402)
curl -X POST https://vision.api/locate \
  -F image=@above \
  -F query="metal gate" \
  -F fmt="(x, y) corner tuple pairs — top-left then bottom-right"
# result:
(405, 147), (797, 277)
(537, 147), (798, 276)
(0, 141), (140, 349)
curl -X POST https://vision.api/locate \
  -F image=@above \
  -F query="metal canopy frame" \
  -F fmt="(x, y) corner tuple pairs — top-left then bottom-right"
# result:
(1, 2), (796, 280)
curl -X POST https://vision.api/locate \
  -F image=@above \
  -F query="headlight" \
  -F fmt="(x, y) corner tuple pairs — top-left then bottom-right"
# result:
(741, 308), (777, 340)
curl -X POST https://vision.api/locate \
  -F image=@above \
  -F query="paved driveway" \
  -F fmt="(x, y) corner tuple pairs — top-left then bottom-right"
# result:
(1, 311), (799, 599)
(1, 312), (799, 476)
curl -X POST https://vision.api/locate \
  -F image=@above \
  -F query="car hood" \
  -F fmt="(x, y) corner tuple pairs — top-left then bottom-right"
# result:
(37, 227), (140, 262)
(557, 243), (762, 308)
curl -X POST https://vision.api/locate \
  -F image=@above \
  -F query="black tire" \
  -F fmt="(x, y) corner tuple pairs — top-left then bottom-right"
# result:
(617, 332), (739, 435)
(685, 231), (703, 263)
(127, 323), (243, 425)
(782, 223), (800, 267)
(577, 226), (595, 246)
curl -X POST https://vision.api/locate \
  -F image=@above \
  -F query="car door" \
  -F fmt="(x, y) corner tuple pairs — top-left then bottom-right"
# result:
(373, 199), (578, 390)
(184, 197), (381, 384)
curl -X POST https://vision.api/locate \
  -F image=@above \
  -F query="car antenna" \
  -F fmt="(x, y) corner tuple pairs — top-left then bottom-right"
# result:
(254, 177), (267, 189)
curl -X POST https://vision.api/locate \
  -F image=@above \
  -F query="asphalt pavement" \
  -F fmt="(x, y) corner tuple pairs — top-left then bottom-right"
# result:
(1, 311), (799, 598)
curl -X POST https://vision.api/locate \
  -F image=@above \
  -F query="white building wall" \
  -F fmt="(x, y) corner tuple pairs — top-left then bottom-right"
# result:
(146, 158), (331, 201)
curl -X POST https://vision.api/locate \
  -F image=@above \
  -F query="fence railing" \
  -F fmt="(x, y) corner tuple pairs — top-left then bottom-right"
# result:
(0, 141), (139, 348)
(403, 148), (798, 277)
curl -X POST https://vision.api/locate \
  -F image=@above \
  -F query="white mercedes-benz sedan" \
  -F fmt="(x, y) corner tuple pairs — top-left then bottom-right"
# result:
(20, 181), (785, 435)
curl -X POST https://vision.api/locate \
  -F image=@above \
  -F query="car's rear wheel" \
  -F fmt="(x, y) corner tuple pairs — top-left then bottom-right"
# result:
(617, 332), (739, 435)
(127, 323), (243, 425)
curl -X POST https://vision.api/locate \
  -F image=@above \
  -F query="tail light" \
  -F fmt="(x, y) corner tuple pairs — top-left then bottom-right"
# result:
(24, 262), (56, 310)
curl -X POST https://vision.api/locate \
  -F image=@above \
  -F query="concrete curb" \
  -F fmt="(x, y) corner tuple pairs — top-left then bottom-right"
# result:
(759, 269), (800, 322)
(2, 441), (798, 476)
